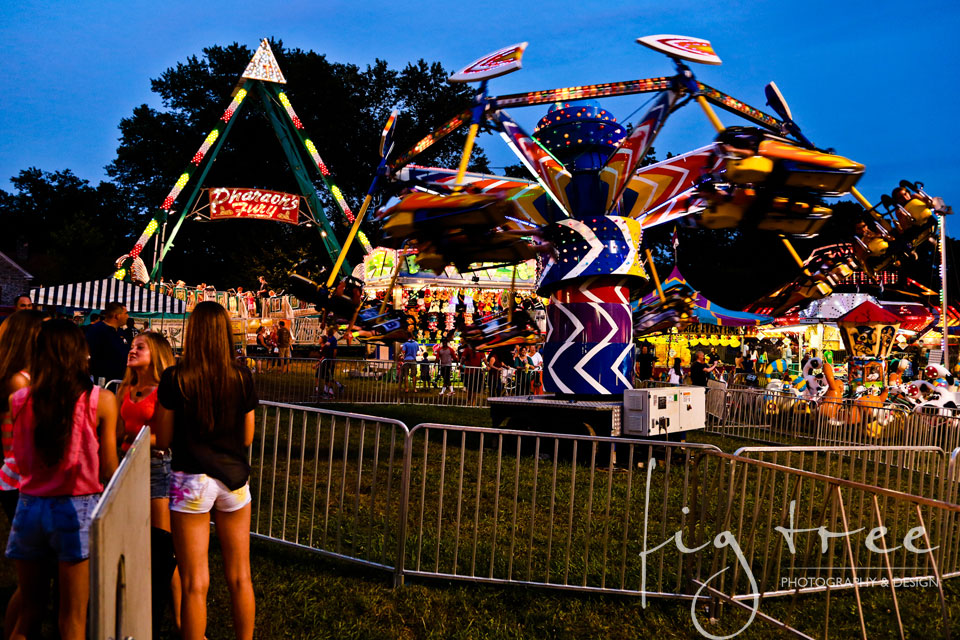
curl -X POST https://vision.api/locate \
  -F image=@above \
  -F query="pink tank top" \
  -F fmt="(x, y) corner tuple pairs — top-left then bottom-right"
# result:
(9, 386), (103, 496)
(0, 370), (29, 491)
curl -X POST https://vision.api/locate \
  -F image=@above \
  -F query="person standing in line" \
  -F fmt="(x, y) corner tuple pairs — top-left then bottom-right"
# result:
(84, 302), (129, 384)
(0, 311), (43, 638)
(528, 345), (544, 394)
(636, 344), (655, 382)
(690, 350), (719, 387)
(319, 326), (338, 398)
(486, 351), (505, 397)
(667, 357), (684, 385)
(155, 302), (257, 640)
(120, 317), (139, 347)
(459, 342), (485, 402)
(254, 326), (268, 374)
(436, 340), (458, 396)
(275, 321), (293, 374)
(12, 297), (32, 312)
(6, 320), (119, 640)
(117, 332), (181, 631)
(400, 336), (419, 393)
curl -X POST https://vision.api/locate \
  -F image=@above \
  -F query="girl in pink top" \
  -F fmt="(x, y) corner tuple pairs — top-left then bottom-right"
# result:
(0, 310), (43, 639)
(6, 320), (118, 640)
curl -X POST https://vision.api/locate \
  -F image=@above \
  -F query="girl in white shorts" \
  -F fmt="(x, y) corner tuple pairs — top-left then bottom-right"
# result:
(156, 302), (258, 640)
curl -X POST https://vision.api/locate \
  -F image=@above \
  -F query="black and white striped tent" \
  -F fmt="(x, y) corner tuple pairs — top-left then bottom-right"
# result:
(30, 278), (186, 314)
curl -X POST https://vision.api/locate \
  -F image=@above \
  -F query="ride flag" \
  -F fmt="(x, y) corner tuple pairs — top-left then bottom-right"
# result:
(209, 188), (300, 224)
(448, 43), (527, 83)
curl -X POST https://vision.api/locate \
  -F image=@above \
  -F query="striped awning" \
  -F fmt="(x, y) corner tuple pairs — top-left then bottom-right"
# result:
(30, 279), (186, 314)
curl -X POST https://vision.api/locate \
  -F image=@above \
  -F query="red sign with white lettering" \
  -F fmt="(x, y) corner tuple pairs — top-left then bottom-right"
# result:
(209, 188), (300, 224)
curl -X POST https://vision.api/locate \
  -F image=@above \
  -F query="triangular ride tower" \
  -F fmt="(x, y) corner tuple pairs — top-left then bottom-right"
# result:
(115, 39), (355, 282)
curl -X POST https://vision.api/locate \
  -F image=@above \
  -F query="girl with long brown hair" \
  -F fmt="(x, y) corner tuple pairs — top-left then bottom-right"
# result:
(6, 319), (118, 640)
(155, 301), (257, 640)
(0, 310), (43, 638)
(117, 331), (181, 629)
(0, 310), (44, 517)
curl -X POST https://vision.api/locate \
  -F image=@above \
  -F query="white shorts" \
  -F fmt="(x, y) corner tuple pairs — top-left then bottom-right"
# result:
(169, 471), (251, 514)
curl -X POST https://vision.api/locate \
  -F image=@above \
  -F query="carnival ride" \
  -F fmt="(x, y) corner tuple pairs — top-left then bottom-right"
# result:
(355, 35), (949, 396)
(113, 35), (953, 415)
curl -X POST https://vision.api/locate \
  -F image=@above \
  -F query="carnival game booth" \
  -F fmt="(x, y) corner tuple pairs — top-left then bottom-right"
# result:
(361, 247), (543, 351)
(635, 267), (772, 376)
(163, 284), (306, 347)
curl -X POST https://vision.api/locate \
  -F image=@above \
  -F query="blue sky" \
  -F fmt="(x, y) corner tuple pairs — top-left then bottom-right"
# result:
(1, 0), (958, 232)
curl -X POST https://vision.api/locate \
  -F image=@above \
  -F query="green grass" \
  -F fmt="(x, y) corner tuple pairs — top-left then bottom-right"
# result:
(227, 402), (960, 639)
(189, 535), (960, 639)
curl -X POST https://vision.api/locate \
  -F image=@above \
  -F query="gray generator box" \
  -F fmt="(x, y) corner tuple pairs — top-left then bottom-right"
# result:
(622, 387), (706, 437)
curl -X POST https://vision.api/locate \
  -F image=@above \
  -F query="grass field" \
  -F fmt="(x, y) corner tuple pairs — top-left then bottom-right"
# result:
(3, 401), (955, 638)
(218, 402), (960, 639)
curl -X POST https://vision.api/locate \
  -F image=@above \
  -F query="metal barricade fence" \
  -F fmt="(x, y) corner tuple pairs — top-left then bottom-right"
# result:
(250, 357), (539, 408)
(400, 422), (723, 597)
(733, 446), (948, 501)
(707, 387), (926, 448)
(692, 450), (958, 638)
(246, 356), (332, 404)
(246, 403), (960, 636)
(250, 402), (411, 584)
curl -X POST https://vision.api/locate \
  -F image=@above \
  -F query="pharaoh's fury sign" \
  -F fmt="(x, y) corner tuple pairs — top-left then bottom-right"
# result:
(209, 188), (300, 224)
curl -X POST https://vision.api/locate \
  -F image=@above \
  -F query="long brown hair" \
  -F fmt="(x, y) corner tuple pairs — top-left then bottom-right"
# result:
(178, 301), (243, 432)
(29, 320), (93, 467)
(0, 310), (44, 401)
(120, 331), (175, 389)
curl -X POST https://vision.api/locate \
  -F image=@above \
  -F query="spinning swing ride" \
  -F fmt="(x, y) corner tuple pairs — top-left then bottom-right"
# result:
(116, 35), (952, 400)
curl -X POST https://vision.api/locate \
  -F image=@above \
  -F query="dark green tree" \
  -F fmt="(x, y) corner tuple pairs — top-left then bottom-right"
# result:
(0, 169), (137, 285)
(106, 40), (489, 289)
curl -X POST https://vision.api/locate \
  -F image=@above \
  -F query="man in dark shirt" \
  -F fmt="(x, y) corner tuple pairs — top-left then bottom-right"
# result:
(85, 301), (129, 383)
(636, 344), (655, 381)
(690, 350), (719, 387)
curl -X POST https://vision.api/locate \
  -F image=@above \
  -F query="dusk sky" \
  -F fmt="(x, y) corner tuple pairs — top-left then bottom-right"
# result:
(2, 0), (958, 232)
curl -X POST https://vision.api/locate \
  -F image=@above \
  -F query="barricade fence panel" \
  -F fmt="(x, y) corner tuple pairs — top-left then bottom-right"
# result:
(733, 446), (948, 503)
(250, 402), (410, 577)
(706, 387), (960, 451)
(690, 451), (958, 638)
(400, 423), (723, 597)
(245, 404), (960, 637)
(250, 357), (542, 408)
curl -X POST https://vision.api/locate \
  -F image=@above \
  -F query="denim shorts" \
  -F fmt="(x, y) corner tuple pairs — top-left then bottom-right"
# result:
(151, 451), (172, 500)
(6, 494), (101, 562)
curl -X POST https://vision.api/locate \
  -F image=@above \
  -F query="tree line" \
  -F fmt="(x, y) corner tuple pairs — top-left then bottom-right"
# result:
(0, 40), (951, 312)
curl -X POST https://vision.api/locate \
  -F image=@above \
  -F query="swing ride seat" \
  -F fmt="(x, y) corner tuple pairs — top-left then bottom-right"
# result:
(378, 191), (513, 245)
(288, 272), (365, 320)
(633, 291), (694, 335)
(746, 244), (858, 316)
(713, 127), (865, 195)
(692, 127), (863, 237)
(414, 231), (540, 274)
(463, 309), (541, 351)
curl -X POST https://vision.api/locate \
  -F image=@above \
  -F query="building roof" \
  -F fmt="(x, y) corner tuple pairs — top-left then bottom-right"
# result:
(0, 251), (32, 280)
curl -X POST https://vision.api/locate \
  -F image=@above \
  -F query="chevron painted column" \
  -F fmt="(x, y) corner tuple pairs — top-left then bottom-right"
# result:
(542, 279), (633, 394)
(536, 214), (646, 396)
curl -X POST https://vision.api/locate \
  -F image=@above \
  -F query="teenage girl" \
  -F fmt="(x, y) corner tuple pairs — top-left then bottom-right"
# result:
(0, 310), (43, 637)
(668, 357), (684, 385)
(6, 319), (118, 640)
(117, 331), (180, 629)
(155, 302), (257, 640)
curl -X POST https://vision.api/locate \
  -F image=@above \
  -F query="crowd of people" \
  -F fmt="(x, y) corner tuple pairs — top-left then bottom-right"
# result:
(0, 300), (257, 639)
(397, 336), (543, 397)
